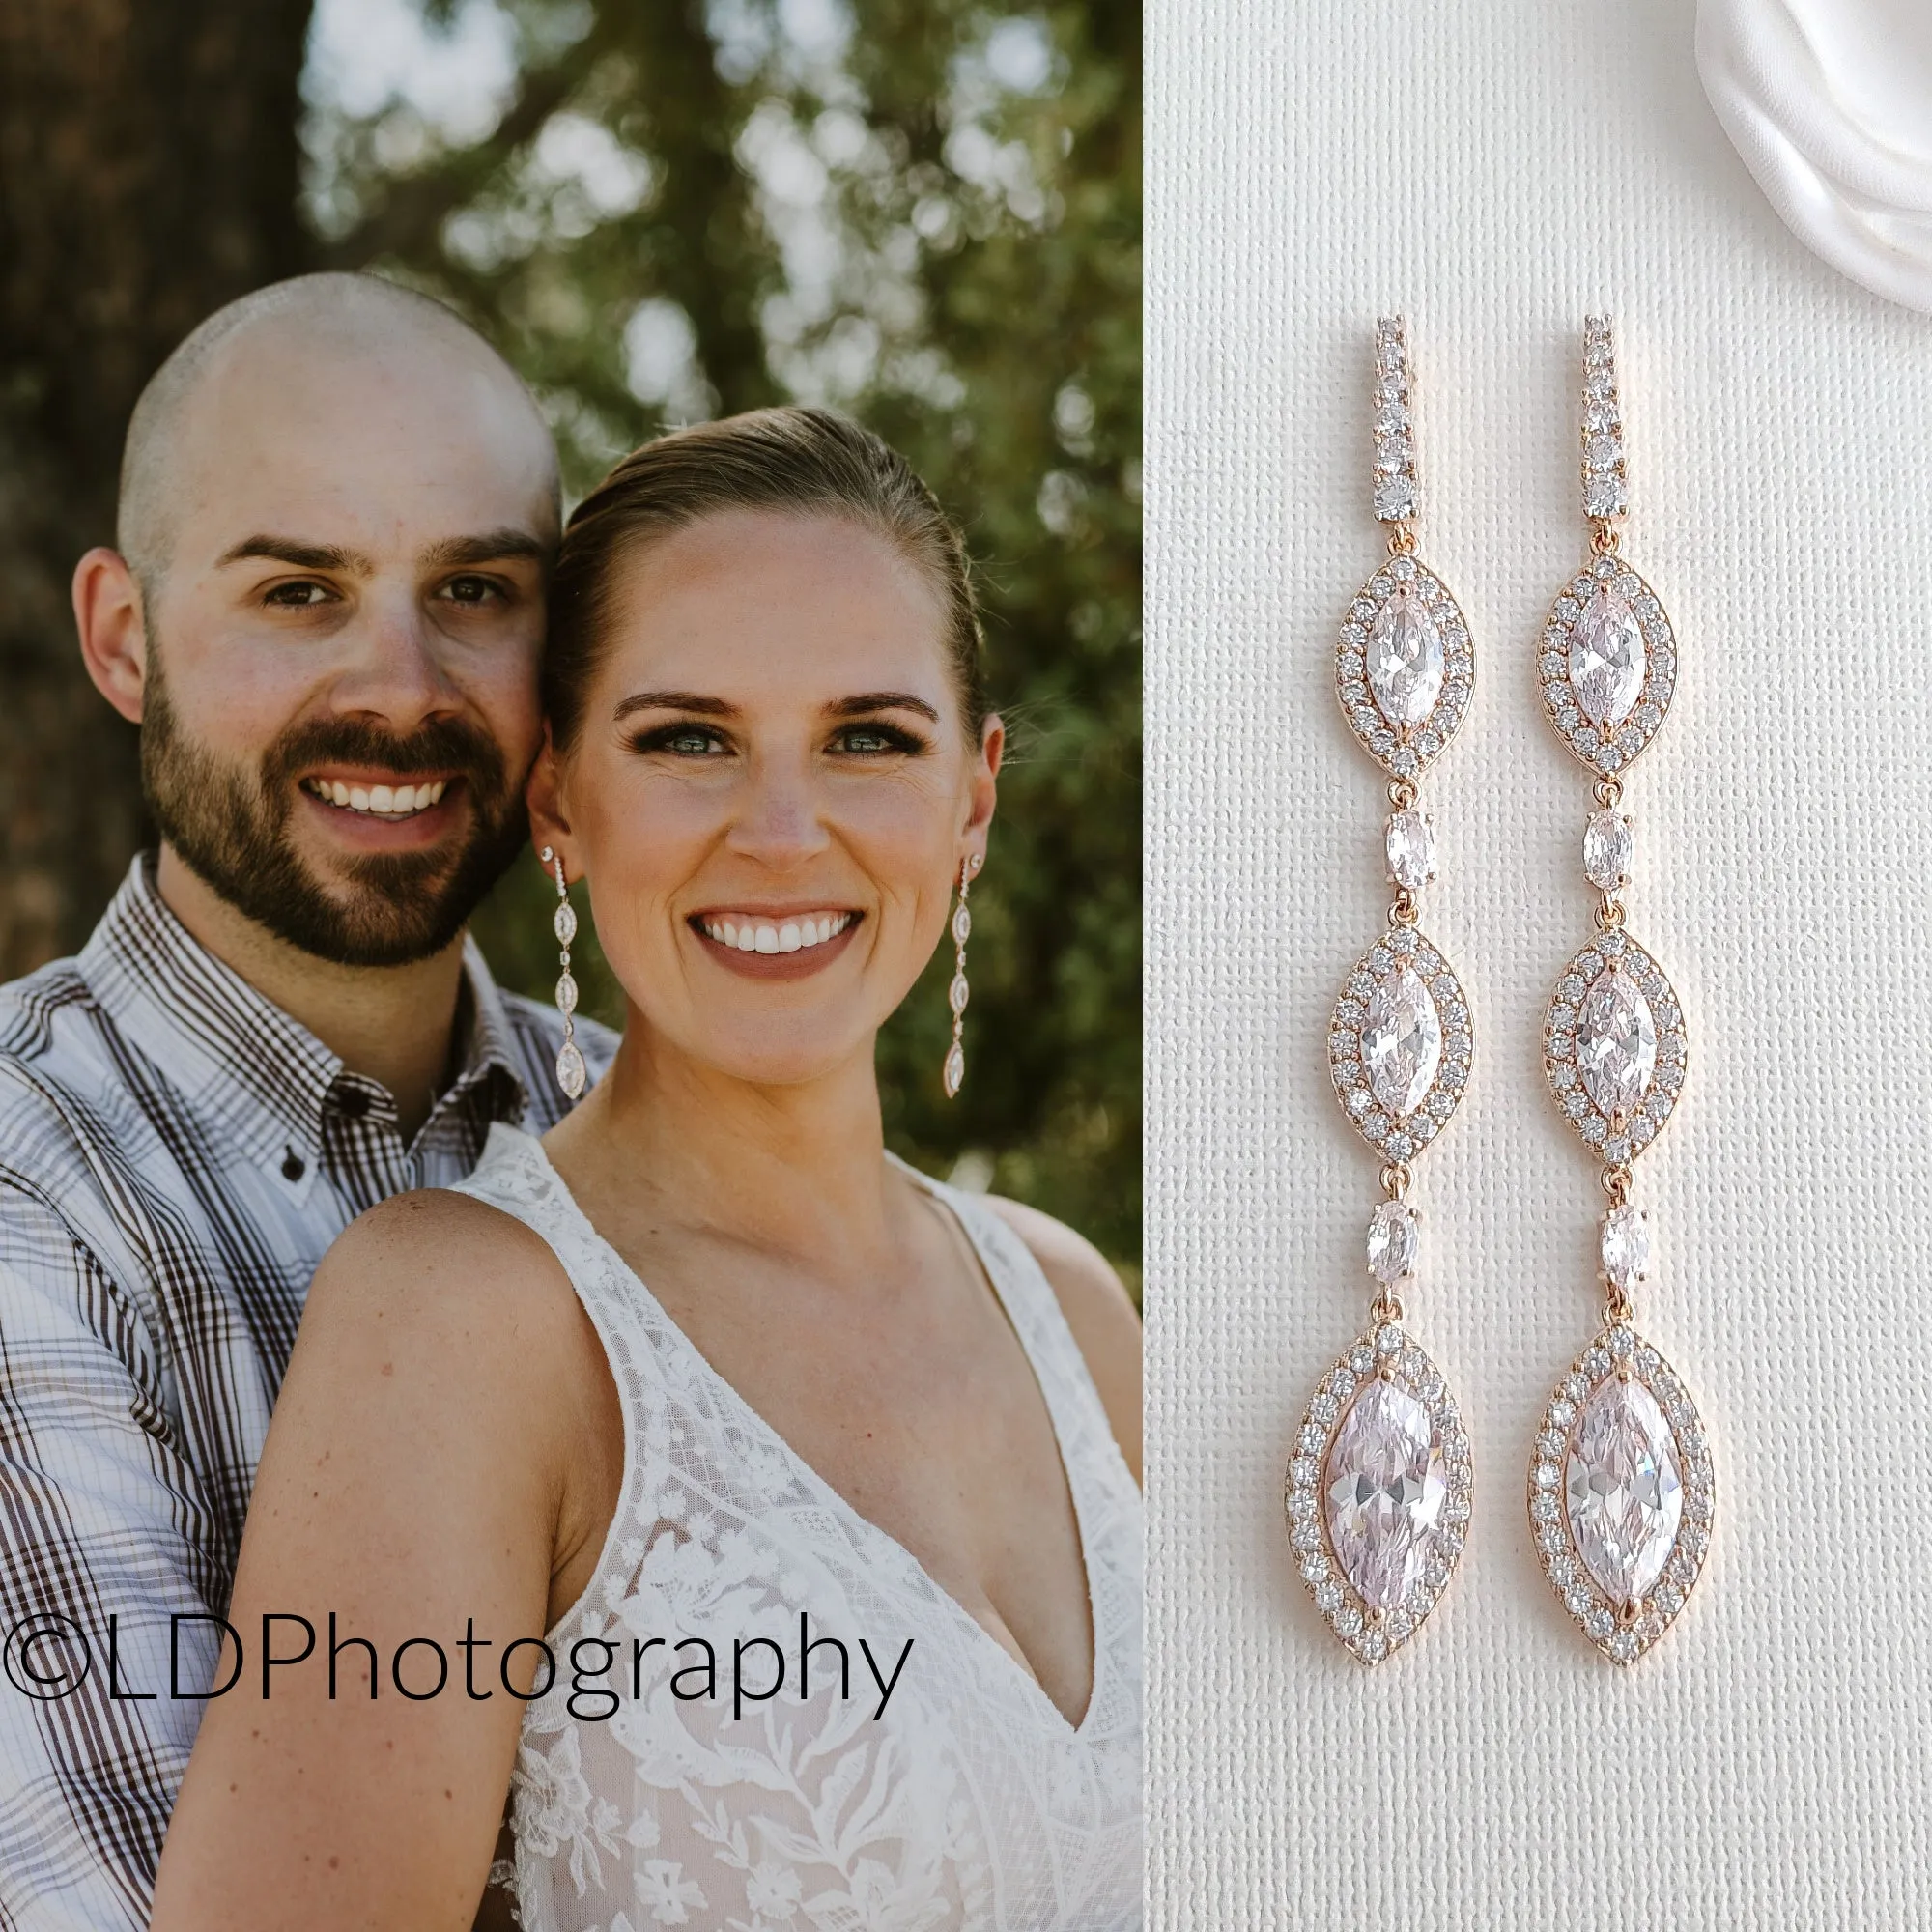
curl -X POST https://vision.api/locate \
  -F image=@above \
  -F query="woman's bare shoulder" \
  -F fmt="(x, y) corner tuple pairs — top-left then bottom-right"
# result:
(982, 1195), (1142, 1483)
(296, 1187), (593, 1423)
(311, 1186), (574, 1304)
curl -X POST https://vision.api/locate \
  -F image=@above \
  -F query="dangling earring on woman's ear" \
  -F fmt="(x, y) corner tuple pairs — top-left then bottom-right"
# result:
(943, 853), (982, 1098)
(541, 845), (586, 1100)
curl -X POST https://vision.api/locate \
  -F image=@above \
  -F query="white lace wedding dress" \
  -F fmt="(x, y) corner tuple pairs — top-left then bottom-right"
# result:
(453, 1124), (1142, 1932)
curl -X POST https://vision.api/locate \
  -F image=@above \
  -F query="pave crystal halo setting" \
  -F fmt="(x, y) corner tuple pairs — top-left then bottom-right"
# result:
(1290, 316), (1474, 1665)
(1527, 317), (1711, 1665)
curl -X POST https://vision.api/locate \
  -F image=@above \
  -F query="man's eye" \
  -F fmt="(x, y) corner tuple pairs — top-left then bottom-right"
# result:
(440, 575), (503, 606)
(263, 581), (334, 608)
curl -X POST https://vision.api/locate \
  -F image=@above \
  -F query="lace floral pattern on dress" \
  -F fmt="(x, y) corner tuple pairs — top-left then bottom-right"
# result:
(452, 1125), (1140, 1932)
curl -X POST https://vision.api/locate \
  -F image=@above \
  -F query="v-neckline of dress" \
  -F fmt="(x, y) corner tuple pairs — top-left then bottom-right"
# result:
(515, 1126), (1108, 1742)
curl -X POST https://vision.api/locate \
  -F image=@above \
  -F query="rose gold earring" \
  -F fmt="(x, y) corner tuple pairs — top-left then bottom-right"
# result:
(942, 853), (981, 1097)
(1289, 315), (1476, 1664)
(1525, 316), (1709, 1665)
(539, 845), (586, 1100)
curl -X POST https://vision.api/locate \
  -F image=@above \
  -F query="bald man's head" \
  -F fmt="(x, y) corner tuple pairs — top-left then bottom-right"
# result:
(118, 272), (559, 586)
(75, 270), (564, 968)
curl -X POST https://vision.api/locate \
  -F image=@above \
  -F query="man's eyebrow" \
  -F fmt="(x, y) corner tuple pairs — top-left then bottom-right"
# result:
(418, 529), (551, 570)
(829, 691), (942, 723)
(613, 691), (740, 722)
(213, 536), (375, 574)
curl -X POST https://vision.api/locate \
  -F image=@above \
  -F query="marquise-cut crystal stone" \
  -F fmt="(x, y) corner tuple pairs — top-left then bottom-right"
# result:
(1366, 1201), (1418, 1285)
(1568, 585), (1646, 727)
(943, 1040), (965, 1097)
(1366, 584), (1444, 728)
(1385, 809), (1437, 890)
(554, 900), (579, 946)
(1576, 966), (1657, 1118)
(1582, 810), (1633, 891)
(1362, 965), (1441, 1118)
(1601, 1204), (1651, 1290)
(1565, 1375), (1682, 1606)
(554, 1038), (587, 1100)
(1324, 1378), (1446, 1609)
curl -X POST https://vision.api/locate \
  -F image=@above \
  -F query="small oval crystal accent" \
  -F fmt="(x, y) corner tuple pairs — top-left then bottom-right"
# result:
(948, 972), (970, 1015)
(1362, 965), (1441, 1119)
(554, 901), (579, 946)
(1569, 585), (1646, 727)
(1366, 1200), (1418, 1284)
(1577, 966), (1658, 1119)
(1385, 809), (1437, 890)
(1366, 584), (1444, 728)
(1601, 1204), (1650, 1290)
(952, 902), (972, 946)
(1582, 810), (1633, 891)
(554, 972), (579, 1017)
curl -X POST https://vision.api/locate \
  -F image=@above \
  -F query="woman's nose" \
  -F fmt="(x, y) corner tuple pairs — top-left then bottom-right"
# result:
(723, 763), (833, 867)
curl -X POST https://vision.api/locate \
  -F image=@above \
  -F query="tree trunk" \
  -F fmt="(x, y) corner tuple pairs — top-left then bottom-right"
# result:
(0, 0), (314, 972)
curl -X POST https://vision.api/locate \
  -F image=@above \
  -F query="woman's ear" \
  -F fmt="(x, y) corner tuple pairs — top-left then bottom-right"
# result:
(525, 724), (575, 873)
(960, 712), (1003, 865)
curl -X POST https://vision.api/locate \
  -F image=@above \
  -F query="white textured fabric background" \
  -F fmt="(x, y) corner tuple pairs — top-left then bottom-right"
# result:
(1145, 2), (1932, 1926)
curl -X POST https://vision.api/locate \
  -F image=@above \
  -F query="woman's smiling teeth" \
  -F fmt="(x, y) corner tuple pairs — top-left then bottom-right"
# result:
(699, 912), (856, 955)
(303, 778), (448, 818)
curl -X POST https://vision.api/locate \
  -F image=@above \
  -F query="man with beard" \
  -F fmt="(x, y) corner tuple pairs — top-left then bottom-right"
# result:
(0, 273), (613, 1929)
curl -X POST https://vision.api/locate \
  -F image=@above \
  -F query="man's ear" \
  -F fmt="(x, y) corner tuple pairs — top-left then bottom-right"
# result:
(73, 549), (149, 724)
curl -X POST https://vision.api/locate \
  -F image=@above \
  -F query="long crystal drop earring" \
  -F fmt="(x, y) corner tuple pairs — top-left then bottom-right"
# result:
(1526, 316), (1710, 1663)
(1287, 316), (1476, 1664)
(540, 845), (586, 1101)
(942, 853), (980, 1097)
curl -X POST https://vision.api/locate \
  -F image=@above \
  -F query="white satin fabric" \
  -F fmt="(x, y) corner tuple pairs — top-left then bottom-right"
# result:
(1697, 0), (1932, 312)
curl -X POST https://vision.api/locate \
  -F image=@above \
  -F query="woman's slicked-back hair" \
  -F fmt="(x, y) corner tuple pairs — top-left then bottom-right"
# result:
(544, 406), (987, 753)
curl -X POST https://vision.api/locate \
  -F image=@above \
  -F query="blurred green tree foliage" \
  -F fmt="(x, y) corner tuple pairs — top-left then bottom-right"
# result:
(306, 0), (1141, 1264)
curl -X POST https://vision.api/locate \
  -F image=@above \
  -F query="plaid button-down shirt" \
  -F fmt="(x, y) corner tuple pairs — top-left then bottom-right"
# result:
(0, 856), (614, 1929)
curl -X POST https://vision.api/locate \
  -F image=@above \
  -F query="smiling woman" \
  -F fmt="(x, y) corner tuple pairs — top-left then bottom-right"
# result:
(148, 408), (1144, 1932)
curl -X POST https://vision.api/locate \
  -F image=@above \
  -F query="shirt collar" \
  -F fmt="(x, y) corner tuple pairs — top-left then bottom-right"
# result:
(78, 854), (530, 1174)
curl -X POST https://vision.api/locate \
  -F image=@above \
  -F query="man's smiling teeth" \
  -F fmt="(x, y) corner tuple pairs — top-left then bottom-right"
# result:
(700, 912), (856, 955)
(303, 778), (447, 817)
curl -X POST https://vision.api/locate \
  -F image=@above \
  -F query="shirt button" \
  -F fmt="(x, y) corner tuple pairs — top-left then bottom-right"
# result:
(335, 1089), (370, 1119)
(281, 1150), (306, 1181)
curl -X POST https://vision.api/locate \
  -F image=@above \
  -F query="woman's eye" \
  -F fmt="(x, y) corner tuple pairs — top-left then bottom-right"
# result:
(263, 581), (334, 609)
(638, 726), (729, 756)
(832, 724), (923, 755)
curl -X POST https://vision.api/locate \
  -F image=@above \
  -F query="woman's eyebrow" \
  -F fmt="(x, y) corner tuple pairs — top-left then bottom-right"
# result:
(830, 692), (941, 722)
(613, 691), (737, 722)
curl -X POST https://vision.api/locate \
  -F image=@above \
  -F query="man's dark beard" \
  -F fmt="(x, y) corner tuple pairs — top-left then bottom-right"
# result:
(140, 657), (530, 969)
